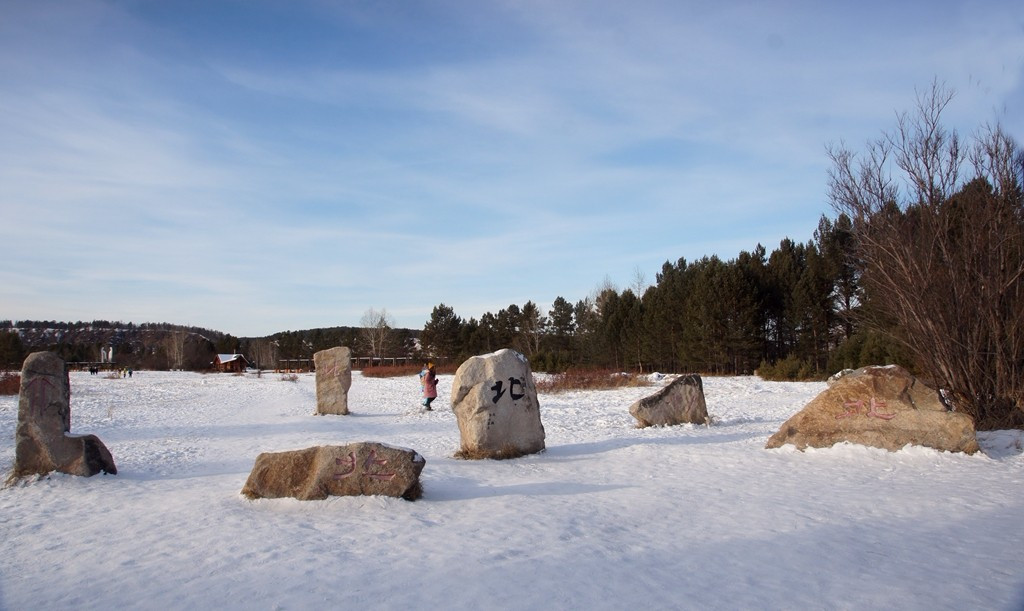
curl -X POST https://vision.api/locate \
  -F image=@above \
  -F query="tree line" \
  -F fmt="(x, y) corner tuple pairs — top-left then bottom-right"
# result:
(0, 321), (420, 372)
(419, 214), (878, 378)
(0, 321), (235, 371)
(236, 322), (418, 370)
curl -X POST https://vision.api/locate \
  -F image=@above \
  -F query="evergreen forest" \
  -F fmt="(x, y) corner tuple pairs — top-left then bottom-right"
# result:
(419, 213), (897, 379)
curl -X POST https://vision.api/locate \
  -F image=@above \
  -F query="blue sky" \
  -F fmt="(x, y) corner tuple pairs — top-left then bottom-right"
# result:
(1, 1), (1021, 337)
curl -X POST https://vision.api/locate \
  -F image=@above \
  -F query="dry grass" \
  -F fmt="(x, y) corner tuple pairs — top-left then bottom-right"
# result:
(359, 364), (424, 378)
(535, 368), (651, 394)
(0, 373), (19, 396)
(360, 363), (457, 378)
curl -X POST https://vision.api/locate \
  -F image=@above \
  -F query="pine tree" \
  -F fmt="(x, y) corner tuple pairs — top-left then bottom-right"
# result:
(421, 303), (464, 359)
(0, 330), (26, 369)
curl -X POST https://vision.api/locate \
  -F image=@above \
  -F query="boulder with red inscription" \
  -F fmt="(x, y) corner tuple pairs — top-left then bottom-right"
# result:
(241, 442), (425, 501)
(765, 365), (978, 453)
(314, 346), (351, 415)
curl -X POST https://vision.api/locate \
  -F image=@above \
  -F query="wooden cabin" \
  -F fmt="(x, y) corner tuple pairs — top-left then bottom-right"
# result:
(214, 353), (249, 373)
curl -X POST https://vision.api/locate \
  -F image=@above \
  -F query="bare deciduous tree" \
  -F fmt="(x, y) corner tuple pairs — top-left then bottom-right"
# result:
(827, 81), (1024, 429)
(359, 308), (396, 361)
(249, 338), (279, 371)
(631, 265), (649, 297)
(166, 331), (186, 370)
(517, 301), (545, 357)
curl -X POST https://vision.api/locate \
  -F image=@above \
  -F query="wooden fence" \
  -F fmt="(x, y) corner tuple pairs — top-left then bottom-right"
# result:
(276, 356), (423, 373)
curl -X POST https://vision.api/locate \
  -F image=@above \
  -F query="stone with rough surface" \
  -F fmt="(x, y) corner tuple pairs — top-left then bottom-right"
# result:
(765, 365), (979, 453)
(629, 373), (710, 427)
(241, 442), (425, 501)
(451, 349), (545, 458)
(827, 369), (855, 386)
(314, 346), (351, 415)
(12, 352), (117, 480)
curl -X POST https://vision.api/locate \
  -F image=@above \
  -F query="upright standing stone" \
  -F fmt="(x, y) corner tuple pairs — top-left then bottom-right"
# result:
(629, 373), (710, 427)
(12, 352), (116, 480)
(314, 346), (351, 415)
(451, 349), (545, 459)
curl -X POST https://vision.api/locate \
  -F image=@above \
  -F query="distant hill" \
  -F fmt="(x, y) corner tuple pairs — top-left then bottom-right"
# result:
(2, 320), (227, 370)
(0, 320), (419, 371)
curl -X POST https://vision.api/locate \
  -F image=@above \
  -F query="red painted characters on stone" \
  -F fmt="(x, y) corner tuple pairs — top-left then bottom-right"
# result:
(318, 363), (341, 377)
(333, 449), (396, 481)
(23, 376), (58, 419)
(836, 396), (896, 420)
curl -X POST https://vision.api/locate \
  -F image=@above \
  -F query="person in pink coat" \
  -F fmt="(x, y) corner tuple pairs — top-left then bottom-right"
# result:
(419, 361), (438, 410)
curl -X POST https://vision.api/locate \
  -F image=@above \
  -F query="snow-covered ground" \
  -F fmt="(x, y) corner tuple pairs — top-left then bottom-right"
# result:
(1, 370), (1022, 610)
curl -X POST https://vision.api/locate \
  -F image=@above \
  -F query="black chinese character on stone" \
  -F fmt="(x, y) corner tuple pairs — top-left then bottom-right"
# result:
(491, 377), (526, 403)
(508, 377), (525, 400)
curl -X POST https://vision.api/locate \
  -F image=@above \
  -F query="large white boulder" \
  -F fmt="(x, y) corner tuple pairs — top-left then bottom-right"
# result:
(451, 349), (545, 459)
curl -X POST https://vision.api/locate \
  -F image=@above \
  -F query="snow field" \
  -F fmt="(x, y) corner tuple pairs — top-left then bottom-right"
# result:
(0, 371), (1022, 610)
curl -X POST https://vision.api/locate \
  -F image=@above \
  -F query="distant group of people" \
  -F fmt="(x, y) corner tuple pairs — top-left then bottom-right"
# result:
(87, 366), (132, 377)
